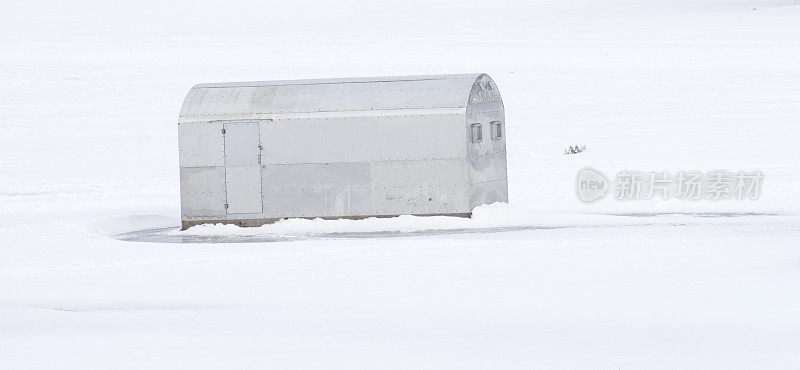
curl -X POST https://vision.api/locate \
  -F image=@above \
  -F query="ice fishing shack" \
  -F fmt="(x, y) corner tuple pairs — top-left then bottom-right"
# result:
(178, 74), (508, 229)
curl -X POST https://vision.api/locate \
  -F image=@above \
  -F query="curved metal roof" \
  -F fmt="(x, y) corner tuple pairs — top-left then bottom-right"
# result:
(179, 74), (499, 122)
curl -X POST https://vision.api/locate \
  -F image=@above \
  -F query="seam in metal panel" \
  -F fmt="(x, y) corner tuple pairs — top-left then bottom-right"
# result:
(260, 157), (469, 165)
(471, 178), (508, 185)
(467, 150), (507, 158)
(179, 107), (466, 122)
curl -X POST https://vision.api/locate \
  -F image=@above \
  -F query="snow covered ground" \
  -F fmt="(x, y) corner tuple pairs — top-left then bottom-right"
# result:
(1, 0), (800, 368)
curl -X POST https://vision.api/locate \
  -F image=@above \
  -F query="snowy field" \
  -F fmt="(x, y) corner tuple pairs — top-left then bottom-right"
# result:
(2, 0), (800, 368)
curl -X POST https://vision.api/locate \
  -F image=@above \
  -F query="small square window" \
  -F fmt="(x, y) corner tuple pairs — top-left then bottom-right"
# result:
(490, 121), (502, 140)
(470, 123), (482, 143)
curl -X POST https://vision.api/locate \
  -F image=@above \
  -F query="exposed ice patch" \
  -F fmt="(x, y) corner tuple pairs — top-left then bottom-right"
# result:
(109, 203), (793, 244)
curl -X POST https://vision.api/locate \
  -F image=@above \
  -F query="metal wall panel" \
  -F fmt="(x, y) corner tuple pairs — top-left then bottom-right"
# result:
(370, 159), (470, 215)
(180, 166), (226, 217)
(258, 159), (469, 218)
(471, 178), (508, 205)
(265, 79), (472, 113)
(179, 75), (480, 121)
(223, 121), (261, 166)
(178, 122), (224, 167)
(261, 162), (372, 218)
(225, 166), (263, 214)
(260, 114), (466, 164)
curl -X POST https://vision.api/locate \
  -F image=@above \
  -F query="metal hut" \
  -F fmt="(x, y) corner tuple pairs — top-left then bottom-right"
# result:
(178, 74), (507, 229)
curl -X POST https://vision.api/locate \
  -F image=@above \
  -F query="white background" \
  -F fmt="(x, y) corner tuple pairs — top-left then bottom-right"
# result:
(1, 0), (799, 368)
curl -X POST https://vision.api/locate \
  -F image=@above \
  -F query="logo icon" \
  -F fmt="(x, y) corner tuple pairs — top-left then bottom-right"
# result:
(576, 167), (609, 203)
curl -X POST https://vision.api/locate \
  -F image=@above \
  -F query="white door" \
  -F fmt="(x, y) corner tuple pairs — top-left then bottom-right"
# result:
(223, 121), (263, 214)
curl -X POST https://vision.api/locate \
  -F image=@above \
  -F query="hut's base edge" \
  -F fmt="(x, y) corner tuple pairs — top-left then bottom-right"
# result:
(181, 212), (472, 230)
